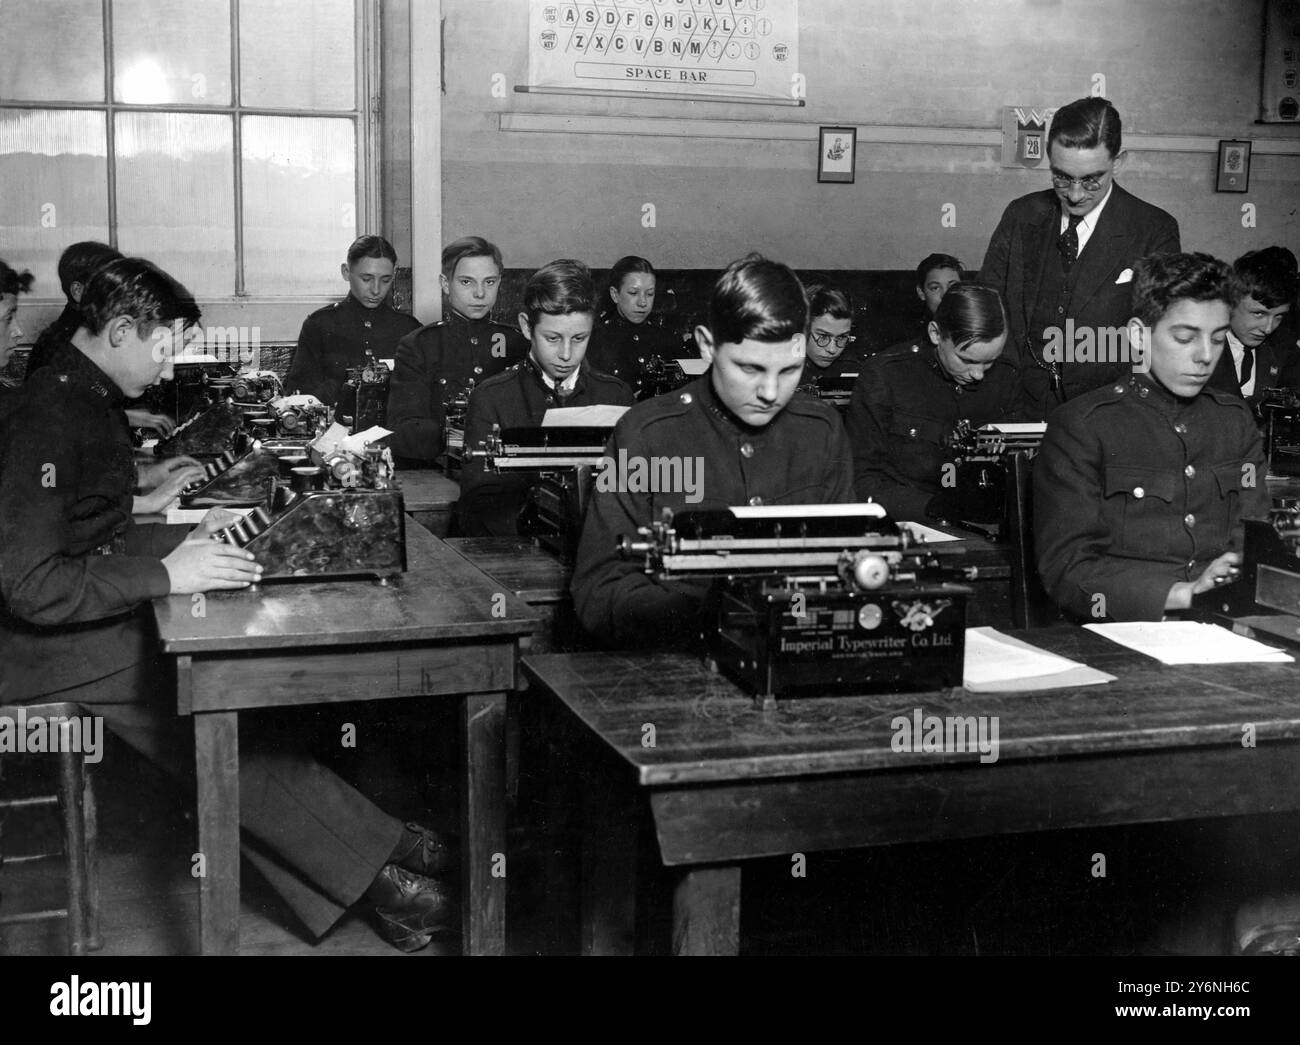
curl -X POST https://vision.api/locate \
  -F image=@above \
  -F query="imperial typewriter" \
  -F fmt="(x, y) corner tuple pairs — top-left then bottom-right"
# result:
(154, 399), (250, 459)
(944, 420), (1047, 537)
(1260, 388), (1300, 477)
(618, 503), (976, 705)
(466, 419), (617, 560)
(211, 442), (406, 581)
(1193, 502), (1300, 648)
(336, 352), (390, 433)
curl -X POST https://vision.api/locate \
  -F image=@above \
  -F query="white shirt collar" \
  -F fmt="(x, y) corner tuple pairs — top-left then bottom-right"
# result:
(532, 354), (579, 392)
(1061, 182), (1114, 236)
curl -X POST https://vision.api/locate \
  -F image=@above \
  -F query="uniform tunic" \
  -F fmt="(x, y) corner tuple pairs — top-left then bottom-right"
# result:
(799, 344), (871, 397)
(585, 311), (689, 395)
(285, 294), (420, 407)
(23, 303), (81, 381)
(1034, 373), (1269, 621)
(845, 338), (1020, 521)
(386, 311), (528, 462)
(457, 359), (634, 537)
(571, 374), (856, 647)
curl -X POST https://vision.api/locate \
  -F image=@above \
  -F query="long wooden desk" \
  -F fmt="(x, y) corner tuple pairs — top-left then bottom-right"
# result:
(523, 625), (1300, 955)
(152, 523), (540, 955)
(399, 469), (461, 536)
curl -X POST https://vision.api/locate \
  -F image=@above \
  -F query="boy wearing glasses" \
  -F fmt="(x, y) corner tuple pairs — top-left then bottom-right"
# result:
(798, 282), (866, 400)
(978, 97), (1181, 420)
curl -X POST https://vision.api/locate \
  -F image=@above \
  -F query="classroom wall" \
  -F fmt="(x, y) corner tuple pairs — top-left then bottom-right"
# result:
(438, 0), (1300, 273)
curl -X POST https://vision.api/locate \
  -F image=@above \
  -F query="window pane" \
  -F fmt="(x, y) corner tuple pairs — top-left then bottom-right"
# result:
(0, 110), (109, 296)
(113, 0), (232, 106)
(240, 0), (356, 110)
(0, 0), (104, 102)
(241, 116), (355, 295)
(115, 113), (234, 297)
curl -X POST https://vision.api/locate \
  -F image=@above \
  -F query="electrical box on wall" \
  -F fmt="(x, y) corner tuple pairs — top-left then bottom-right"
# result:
(1000, 106), (1057, 169)
(1261, 0), (1300, 121)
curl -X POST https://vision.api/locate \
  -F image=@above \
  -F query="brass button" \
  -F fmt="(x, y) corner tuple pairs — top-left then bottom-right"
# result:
(1184, 513), (1195, 527)
(749, 496), (763, 506)
(1133, 486), (1145, 499)
(1112, 384), (1124, 393)
(473, 366), (483, 375)
(680, 392), (693, 404)
(740, 442), (755, 458)
(469, 336), (479, 346)
(1184, 465), (1195, 478)
(1138, 385), (1149, 398)
(908, 427), (918, 437)
(363, 320), (372, 329)
(1173, 423), (1187, 434)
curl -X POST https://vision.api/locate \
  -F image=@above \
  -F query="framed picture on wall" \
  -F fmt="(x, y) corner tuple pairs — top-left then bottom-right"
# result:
(1216, 140), (1251, 193)
(818, 126), (856, 183)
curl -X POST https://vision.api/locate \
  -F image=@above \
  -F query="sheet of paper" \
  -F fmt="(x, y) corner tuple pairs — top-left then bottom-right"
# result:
(898, 520), (962, 543)
(340, 426), (392, 454)
(311, 422), (351, 456)
(678, 358), (709, 375)
(166, 506), (254, 525)
(964, 627), (1116, 691)
(540, 404), (629, 427)
(380, 358), (395, 371)
(730, 502), (887, 519)
(1083, 621), (1293, 664)
(984, 422), (1047, 436)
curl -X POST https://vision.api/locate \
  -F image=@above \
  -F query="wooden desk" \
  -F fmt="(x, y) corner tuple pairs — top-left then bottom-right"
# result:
(153, 524), (540, 955)
(399, 469), (460, 536)
(523, 626), (1300, 954)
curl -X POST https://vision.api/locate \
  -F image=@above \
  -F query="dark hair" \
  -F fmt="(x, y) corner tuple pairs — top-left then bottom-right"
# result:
(441, 235), (503, 280)
(1, 259), (35, 297)
(57, 240), (122, 299)
(932, 283), (1008, 350)
(609, 255), (655, 293)
(1048, 97), (1123, 158)
(1131, 252), (1236, 327)
(708, 254), (807, 345)
(523, 259), (597, 326)
(346, 235), (399, 267)
(916, 253), (963, 287)
(804, 281), (853, 320)
(79, 257), (202, 336)
(1232, 246), (1299, 310)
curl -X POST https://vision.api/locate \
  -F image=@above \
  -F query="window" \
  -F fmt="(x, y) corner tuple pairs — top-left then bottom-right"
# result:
(0, 0), (374, 302)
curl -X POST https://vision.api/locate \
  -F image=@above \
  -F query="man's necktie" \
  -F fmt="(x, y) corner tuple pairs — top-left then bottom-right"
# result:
(1058, 214), (1083, 272)
(1239, 344), (1256, 389)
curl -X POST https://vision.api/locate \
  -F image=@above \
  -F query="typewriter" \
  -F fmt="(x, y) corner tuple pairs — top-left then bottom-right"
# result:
(1193, 502), (1300, 648)
(441, 382), (474, 474)
(618, 503), (975, 706)
(155, 399), (250, 459)
(224, 369), (283, 404)
(179, 437), (315, 507)
(1260, 388), (1300, 477)
(140, 359), (237, 422)
(337, 352), (390, 433)
(267, 393), (331, 437)
(635, 356), (691, 401)
(796, 369), (858, 411)
(466, 420), (616, 560)
(212, 442), (406, 581)
(944, 421), (1047, 537)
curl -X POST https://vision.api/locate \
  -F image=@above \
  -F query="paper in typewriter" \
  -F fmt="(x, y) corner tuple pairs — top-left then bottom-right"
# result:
(540, 405), (631, 427)
(1083, 621), (1294, 664)
(964, 627), (1116, 692)
(678, 358), (710, 376)
(983, 422), (1048, 436)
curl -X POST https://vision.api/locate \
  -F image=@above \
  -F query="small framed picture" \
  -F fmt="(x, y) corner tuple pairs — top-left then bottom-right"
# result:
(1216, 140), (1251, 193)
(818, 126), (856, 184)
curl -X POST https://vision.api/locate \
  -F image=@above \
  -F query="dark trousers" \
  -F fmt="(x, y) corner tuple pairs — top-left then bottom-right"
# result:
(49, 659), (401, 939)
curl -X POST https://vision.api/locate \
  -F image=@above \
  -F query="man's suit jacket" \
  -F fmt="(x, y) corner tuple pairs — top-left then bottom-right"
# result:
(978, 182), (1181, 409)
(1207, 318), (1300, 412)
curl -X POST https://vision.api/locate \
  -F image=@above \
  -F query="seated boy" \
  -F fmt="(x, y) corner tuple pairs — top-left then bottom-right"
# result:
(0, 257), (460, 952)
(797, 281), (867, 398)
(1206, 245), (1300, 412)
(1034, 252), (1270, 621)
(571, 254), (855, 648)
(456, 260), (634, 537)
(386, 236), (528, 464)
(24, 240), (122, 381)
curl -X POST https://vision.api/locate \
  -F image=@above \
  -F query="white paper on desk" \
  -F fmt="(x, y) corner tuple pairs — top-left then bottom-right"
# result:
(964, 627), (1116, 691)
(898, 520), (962, 543)
(678, 358), (709, 375)
(166, 506), (253, 525)
(540, 405), (630, 427)
(1084, 621), (1293, 664)
(984, 422), (1047, 436)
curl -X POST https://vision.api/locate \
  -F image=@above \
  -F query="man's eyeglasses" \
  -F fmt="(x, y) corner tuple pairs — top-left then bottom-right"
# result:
(1050, 171), (1107, 193)
(810, 330), (855, 348)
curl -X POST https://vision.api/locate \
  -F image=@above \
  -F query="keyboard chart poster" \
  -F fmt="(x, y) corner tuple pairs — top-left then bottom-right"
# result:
(527, 1), (800, 103)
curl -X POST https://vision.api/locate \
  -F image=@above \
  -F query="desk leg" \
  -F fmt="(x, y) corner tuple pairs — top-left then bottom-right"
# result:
(672, 866), (741, 956)
(580, 776), (638, 956)
(194, 711), (240, 956)
(461, 691), (507, 956)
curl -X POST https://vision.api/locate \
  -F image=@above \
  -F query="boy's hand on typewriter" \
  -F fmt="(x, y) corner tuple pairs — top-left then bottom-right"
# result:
(163, 538), (264, 593)
(126, 409), (177, 437)
(192, 508), (243, 538)
(134, 463), (207, 514)
(138, 456), (204, 492)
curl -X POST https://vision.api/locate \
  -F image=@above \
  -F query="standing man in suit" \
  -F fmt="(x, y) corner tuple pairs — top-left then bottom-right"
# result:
(979, 97), (1181, 420)
(1206, 246), (1300, 412)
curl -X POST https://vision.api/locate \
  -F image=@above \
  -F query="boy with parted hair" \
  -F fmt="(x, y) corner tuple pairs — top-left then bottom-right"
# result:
(456, 259), (634, 536)
(386, 235), (528, 463)
(1035, 251), (1270, 621)
(1207, 245), (1300, 409)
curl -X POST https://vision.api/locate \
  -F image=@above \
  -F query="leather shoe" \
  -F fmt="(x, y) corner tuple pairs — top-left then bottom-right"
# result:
(370, 864), (457, 953)
(392, 821), (459, 878)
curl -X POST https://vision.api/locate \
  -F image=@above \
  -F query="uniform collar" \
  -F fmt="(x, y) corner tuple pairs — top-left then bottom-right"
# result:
(48, 341), (127, 407)
(527, 354), (581, 393)
(1131, 371), (1203, 413)
(446, 308), (494, 328)
(699, 372), (779, 438)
